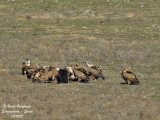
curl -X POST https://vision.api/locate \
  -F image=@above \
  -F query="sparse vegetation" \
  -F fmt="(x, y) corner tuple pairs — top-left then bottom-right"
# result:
(0, 0), (160, 119)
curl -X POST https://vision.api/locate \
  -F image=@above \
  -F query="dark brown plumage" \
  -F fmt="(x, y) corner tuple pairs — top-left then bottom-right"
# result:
(22, 62), (36, 75)
(26, 67), (44, 79)
(121, 69), (140, 85)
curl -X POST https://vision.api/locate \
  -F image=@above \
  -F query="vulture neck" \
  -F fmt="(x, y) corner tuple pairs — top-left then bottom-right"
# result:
(85, 62), (93, 67)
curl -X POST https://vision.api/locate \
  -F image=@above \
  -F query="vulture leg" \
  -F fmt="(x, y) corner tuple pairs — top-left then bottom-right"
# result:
(90, 75), (96, 80)
(78, 78), (82, 82)
(127, 80), (131, 85)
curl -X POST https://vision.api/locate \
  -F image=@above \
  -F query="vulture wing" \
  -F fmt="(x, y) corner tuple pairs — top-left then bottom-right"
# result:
(88, 67), (105, 80)
(73, 69), (86, 79)
(124, 71), (139, 84)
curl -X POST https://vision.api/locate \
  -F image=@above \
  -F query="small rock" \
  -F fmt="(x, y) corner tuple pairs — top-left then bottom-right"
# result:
(64, 11), (77, 17)
(80, 9), (95, 17)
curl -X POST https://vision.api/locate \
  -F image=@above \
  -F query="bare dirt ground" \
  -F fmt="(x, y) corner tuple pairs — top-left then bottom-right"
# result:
(0, 0), (160, 120)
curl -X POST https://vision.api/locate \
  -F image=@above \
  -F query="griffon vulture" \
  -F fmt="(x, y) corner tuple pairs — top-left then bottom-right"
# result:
(121, 69), (140, 85)
(72, 68), (90, 83)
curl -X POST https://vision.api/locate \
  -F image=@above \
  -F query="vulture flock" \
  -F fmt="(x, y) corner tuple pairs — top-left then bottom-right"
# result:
(22, 59), (140, 85)
(22, 59), (105, 84)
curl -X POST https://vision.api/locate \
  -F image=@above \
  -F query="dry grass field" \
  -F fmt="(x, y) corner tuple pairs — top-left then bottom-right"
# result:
(0, 0), (160, 119)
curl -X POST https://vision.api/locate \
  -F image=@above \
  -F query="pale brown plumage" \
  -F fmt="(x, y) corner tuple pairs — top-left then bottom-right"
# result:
(72, 68), (89, 83)
(34, 70), (54, 83)
(33, 67), (59, 83)
(121, 69), (140, 85)
(82, 61), (105, 80)
(89, 67), (105, 80)
(77, 65), (105, 80)
(66, 67), (77, 80)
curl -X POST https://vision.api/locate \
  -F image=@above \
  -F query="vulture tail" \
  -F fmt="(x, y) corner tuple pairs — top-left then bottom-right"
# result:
(102, 75), (105, 80)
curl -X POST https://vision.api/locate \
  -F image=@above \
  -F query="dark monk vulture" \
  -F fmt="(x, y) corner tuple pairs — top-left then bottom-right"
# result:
(121, 69), (140, 85)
